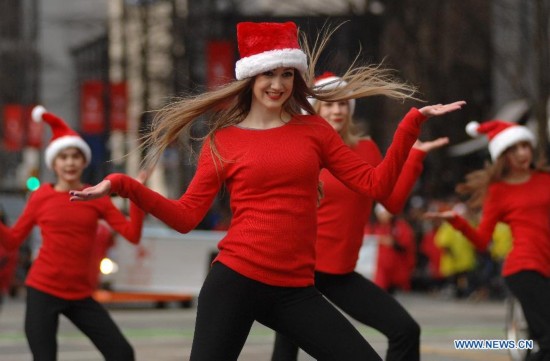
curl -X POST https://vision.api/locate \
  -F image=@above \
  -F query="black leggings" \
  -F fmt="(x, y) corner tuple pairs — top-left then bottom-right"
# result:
(190, 262), (381, 361)
(25, 286), (134, 361)
(505, 271), (550, 361)
(272, 271), (420, 361)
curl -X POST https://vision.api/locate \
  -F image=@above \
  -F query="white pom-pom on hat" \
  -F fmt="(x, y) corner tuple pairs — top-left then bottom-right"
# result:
(465, 121), (480, 137)
(32, 105), (47, 123)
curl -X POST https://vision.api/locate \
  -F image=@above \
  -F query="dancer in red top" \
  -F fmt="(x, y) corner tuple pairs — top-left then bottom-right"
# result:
(0, 107), (145, 361)
(271, 72), (448, 361)
(71, 21), (465, 360)
(425, 120), (550, 361)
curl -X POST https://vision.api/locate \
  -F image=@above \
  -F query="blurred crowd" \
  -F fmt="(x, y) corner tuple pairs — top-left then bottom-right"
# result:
(366, 195), (511, 301)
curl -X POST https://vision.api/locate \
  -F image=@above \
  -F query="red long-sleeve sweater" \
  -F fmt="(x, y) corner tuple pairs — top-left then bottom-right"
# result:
(315, 139), (425, 274)
(0, 184), (145, 299)
(450, 171), (550, 277)
(107, 109), (425, 287)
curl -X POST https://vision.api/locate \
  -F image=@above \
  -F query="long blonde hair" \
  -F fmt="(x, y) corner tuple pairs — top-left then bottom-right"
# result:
(141, 23), (417, 170)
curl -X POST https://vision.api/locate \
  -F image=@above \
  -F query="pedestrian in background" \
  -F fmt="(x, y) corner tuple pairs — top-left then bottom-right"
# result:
(425, 119), (550, 361)
(272, 71), (449, 361)
(70, 21), (465, 360)
(0, 205), (18, 311)
(0, 107), (145, 361)
(369, 203), (417, 293)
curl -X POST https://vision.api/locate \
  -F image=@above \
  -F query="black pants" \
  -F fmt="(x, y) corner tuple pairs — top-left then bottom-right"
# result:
(505, 271), (550, 361)
(272, 271), (420, 361)
(190, 262), (381, 361)
(25, 286), (134, 361)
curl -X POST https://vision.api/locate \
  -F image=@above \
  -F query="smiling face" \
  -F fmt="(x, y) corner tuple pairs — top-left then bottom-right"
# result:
(317, 100), (350, 133)
(251, 67), (295, 112)
(503, 141), (533, 173)
(52, 147), (86, 185)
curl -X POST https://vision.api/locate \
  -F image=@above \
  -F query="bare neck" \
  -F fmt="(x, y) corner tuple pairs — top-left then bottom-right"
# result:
(503, 168), (532, 184)
(54, 179), (84, 192)
(239, 105), (291, 130)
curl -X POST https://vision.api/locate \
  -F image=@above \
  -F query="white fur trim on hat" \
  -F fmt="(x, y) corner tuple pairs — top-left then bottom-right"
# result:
(488, 125), (536, 161)
(309, 76), (356, 115)
(235, 48), (307, 80)
(45, 136), (92, 169)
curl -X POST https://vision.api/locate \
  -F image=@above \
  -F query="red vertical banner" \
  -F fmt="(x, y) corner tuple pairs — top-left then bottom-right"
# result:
(80, 81), (105, 134)
(26, 105), (43, 149)
(2, 104), (24, 151)
(206, 40), (235, 89)
(110, 82), (128, 131)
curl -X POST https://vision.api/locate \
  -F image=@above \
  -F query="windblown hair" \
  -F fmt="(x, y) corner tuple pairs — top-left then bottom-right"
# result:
(455, 158), (506, 210)
(141, 23), (417, 171)
(456, 144), (548, 209)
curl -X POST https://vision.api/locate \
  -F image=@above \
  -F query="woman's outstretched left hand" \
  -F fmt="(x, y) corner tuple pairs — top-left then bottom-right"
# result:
(419, 101), (466, 118)
(70, 180), (112, 201)
(423, 210), (456, 220)
(413, 137), (449, 153)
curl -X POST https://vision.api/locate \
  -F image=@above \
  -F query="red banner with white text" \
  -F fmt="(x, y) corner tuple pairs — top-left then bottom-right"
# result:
(2, 104), (24, 151)
(109, 82), (128, 131)
(80, 81), (105, 134)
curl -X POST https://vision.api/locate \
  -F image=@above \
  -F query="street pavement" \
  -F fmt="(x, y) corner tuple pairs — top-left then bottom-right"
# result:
(0, 291), (513, 361)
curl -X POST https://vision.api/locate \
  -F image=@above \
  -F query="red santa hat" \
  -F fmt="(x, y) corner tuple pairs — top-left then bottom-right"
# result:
(234, 21), (308, 80)
(308, 72), (356, 115)
(465, 119), (535, 161)
(31, 105), (92, 169)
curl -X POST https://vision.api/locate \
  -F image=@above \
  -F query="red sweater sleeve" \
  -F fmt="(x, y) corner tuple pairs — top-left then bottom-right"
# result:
(380, 148), (426, 214)
(0, 191), (40, 251)
(100, 198), (145, 244)
(322, 108), (426, 200)
(449, 188), (501, 251)
(107, 139), (222, 233)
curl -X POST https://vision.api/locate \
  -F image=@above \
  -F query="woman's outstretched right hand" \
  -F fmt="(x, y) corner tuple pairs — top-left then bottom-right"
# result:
(70, 180), (112, 202)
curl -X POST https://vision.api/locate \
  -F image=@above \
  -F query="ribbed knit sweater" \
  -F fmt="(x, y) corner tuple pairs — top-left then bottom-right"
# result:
(315, 140), (425, 274)
(0, 184), (144, 299)
(107, 109), (425, 286)
(450, 171), (550, 277)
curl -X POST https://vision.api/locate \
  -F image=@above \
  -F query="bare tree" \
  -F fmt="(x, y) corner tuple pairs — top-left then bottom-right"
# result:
(534, 0), (549, 164)
(374, 0), (492, 196)
(492, 0), (549, 163)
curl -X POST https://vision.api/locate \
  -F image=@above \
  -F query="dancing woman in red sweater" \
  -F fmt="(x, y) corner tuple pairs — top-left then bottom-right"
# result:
(425, 120), (550, 361)
(70, 21), (464, 360)
(271, 72), (449, 361)
(0, 107), (145, 361)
